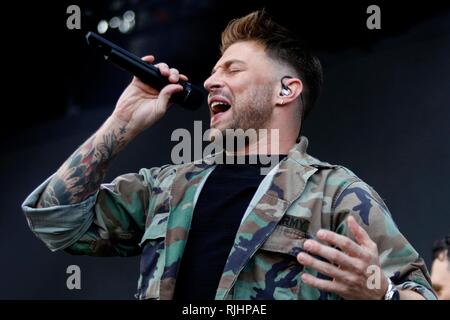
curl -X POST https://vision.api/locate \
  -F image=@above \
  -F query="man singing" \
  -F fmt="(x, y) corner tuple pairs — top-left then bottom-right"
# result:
(22, 10), (435, 300)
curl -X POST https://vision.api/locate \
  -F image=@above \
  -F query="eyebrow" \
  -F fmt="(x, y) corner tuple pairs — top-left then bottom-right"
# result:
(211, 59), (247, 74)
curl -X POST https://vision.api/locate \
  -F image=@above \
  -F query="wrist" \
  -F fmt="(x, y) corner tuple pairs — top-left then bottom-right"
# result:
(93, 116), (133, 158)
(104, 114), (138, 142)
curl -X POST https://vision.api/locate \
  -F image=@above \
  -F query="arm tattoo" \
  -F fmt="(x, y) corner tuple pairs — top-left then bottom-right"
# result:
(37, 126), (127, 207)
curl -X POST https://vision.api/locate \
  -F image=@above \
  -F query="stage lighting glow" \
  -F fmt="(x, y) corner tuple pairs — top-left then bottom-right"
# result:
(119, 19), (135, 33)
(97, 20), (108, 34)
(123, 10), (135, 22)
(109, 16), (121, 28)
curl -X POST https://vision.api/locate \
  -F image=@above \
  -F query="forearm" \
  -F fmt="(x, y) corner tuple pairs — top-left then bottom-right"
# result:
(37, 116), (133, 208)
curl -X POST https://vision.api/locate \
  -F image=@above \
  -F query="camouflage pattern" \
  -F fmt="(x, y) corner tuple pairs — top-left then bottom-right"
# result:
(22, 136), (436, 300)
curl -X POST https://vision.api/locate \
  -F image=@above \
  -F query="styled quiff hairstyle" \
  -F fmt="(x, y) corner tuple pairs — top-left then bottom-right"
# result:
(220, 9), (323, 118)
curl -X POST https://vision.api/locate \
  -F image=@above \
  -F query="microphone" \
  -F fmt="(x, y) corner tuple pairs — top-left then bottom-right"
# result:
(85, 31), (205, 110)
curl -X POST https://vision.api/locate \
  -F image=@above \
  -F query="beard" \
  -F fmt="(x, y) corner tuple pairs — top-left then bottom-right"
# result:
(222, 84), (274, 132)
(209, 84), (274, 152)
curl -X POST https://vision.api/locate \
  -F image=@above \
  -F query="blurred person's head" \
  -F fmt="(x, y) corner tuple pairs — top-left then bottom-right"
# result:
(431, 235), (450, 299)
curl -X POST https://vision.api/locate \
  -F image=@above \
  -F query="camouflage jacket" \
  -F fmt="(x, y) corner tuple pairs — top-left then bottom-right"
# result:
(22, 136), (436, 300)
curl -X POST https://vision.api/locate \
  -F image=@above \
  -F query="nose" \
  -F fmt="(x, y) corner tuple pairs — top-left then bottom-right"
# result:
(203, 72), (224, 92)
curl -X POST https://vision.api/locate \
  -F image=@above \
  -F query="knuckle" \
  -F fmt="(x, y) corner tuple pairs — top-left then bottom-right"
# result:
(343, 274), (357, 285)
(325, 264), (336, 277)
(361, 252), (371, 262)
(311, 240), (320, 251)
(342, 239), (352, 251)
(309, 277), (318, 287)
(354, 263), (365, 276)
(157, 63), (169, 71)
(331, 252), (340, 262)
(350, 274), (360, 285)
(360, 261), (370, 274)
(314, 260), (325, 272)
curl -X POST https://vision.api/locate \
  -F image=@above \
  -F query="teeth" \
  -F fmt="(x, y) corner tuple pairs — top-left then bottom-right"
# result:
(211, 101), (228, 108)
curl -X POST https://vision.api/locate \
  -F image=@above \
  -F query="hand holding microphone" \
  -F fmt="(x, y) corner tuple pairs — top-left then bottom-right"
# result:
(85, 32), (205, 136)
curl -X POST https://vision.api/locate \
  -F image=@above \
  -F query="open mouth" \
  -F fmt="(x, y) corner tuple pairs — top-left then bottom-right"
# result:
(210, 101), (232, 115)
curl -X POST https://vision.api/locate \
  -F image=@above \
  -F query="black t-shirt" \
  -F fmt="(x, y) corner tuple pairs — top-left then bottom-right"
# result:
(173, 155), (286, 300)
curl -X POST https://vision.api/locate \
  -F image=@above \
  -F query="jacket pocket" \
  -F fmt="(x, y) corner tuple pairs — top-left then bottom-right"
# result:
(233, 225), (307, 300)
(259, 225), (307, 256)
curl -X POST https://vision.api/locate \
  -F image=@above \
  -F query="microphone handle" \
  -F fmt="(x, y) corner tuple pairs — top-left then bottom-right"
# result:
(107, 48), (192, 105)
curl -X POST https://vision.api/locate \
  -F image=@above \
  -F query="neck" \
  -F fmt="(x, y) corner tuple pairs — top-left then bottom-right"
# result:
(225, 128), (298, 156)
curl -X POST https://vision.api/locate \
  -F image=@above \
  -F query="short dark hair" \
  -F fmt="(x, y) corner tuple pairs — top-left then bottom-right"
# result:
(220, 9), (323, 119)
(432, 235), (450, 261)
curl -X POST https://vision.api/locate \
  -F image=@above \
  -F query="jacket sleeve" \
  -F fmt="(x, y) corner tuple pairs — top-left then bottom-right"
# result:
(22, 167), (165, 257)
(331, 180), (437, 300)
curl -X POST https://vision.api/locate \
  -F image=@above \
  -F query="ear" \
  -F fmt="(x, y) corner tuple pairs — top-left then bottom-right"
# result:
(275, 77), (303, 107)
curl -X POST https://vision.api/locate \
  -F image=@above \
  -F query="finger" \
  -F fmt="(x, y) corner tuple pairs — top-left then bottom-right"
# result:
(155, 62), (170, 76)
(179, 74), (189, 81)
(297, 252), (349, 280)
(131, 77), (157, 94)
(157, 84), (184, 106)
(303, 239), (359, 270)
(141, 55), (155, 63)
(347, 215), (372, 248)
(301, 273), (346, 295)
(316, 229), (367, 259)
(168, 68), (180, 83)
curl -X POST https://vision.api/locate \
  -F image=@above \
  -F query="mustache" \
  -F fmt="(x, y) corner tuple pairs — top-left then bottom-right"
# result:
(208, 91), (232, 101)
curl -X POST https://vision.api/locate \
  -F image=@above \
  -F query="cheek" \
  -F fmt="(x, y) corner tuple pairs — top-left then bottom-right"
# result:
(235, 85), (264, 102)
(230, 84), (249, 102)
(230, 77), (275, 110)
(231, 76), (266, 95)
(230, 92), (249, 112)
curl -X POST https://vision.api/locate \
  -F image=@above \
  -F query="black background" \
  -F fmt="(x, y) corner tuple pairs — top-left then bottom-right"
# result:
(0, 0), (449, 299)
